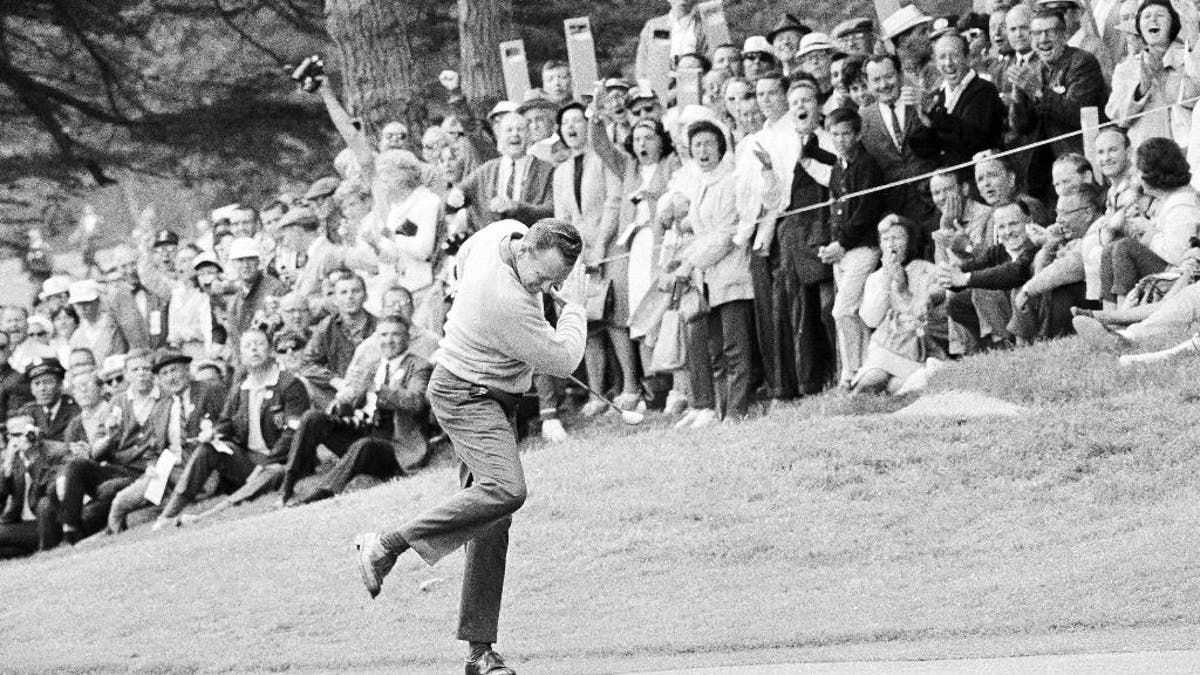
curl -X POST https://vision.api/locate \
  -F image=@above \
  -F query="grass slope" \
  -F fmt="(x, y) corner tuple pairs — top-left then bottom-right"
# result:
(3, 337), (1200, 674)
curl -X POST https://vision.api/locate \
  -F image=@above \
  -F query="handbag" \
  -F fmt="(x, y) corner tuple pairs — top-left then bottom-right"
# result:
(649, 309), (687, 373)
(678, 284), (709, 324)
(585, 273), (613, 322)
(629, 285), (673, 344)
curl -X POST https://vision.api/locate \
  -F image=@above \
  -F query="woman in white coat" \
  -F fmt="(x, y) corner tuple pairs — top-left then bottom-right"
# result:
(1108, 0), (1198, 150)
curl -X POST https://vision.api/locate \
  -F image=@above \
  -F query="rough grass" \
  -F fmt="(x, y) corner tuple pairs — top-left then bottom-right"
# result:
(3, 336), (1200, 674)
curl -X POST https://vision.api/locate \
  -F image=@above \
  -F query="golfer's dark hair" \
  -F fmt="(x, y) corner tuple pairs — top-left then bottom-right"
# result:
(527, 218), (583, 266)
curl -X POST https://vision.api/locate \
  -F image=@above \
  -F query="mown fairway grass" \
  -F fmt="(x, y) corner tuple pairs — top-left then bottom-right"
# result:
(3, 337), (1200, 673)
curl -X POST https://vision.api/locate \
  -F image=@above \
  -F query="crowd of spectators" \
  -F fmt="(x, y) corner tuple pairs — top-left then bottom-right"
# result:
(4, 0), (1200, 558)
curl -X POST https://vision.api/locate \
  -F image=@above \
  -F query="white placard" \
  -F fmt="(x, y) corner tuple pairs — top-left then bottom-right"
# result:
(500, 39), (532, 103)
(564, 17), (600, 101)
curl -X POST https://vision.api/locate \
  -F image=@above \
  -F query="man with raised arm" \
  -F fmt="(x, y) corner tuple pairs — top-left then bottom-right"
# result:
(353, 217), (586, 675)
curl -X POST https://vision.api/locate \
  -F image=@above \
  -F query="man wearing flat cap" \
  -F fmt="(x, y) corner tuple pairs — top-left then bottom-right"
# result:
(304, 176), (341, 230)
(833, 18), (875, 56)
(106, 347), (225, 533)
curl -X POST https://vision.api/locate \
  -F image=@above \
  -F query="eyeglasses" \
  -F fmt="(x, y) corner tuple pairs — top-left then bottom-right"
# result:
(276, 346), (302, 355)
(27, 331), (48, 338)
(630, 105), (657, 115)
(103, 375), (125, 387)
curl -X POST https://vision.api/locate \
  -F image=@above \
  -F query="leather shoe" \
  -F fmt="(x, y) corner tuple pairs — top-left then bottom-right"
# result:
(354, 532), (396, 599)
(464, 649), (516, 675)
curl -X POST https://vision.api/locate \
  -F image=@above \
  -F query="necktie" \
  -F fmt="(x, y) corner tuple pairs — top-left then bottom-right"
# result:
(375, 360), (394, 433)
(890, 104), (905, 150)
(573, 154), (585, 212)
(168, 394), (183, 451)
(505, 158), (517, 200)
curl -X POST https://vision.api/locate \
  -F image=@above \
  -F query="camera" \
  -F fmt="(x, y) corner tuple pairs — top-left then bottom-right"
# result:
(291, 55), (325, 93)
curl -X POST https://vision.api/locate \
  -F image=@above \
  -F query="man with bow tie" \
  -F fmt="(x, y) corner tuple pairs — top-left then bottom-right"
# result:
(289, 313), (431, 505)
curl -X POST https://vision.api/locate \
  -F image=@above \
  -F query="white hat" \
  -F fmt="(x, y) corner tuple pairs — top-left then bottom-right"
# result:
(882, 5), (932, 40)
(26, 315), (52, 335)
(797, 32), (835, 58)
(99, 353), (126, 382)
(742, 35), (774, 56)
(487, 100), (519, 120)
(39, 275), (72, 301)
(67, 279), (100, 304)
(228, 237), (260, 260)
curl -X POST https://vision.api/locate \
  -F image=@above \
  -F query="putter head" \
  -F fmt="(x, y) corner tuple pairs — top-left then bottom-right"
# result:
(620, 410), (645, 425)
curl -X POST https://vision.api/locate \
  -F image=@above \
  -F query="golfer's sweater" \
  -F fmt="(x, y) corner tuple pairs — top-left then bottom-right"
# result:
(435, 220), (586, 394)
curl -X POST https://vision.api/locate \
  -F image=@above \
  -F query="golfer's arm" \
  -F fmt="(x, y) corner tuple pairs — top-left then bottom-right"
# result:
(497, 303), (587, 377)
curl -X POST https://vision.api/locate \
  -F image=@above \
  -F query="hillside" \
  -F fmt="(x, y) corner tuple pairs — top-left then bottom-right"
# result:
(3, 336), (1200, 674)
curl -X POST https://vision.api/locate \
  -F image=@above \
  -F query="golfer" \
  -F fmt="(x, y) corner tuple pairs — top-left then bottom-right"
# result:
(355, 217), (586, 675)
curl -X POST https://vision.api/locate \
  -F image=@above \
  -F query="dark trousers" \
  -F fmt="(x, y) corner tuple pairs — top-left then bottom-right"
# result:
(1101, 237), (1169, 300)
(0, 520), (38, 558)
(948, 289), (983, 348)
(161, 443), (257, 519)
(750, 251), (797, 399)
(1010, 282), (1088, 342)
(58, 457), (137, 533)
(283, 410), (362, 487)
(687, 299), (756, 418)
(317, 436), (402, 495)
(393, 366), (526, 644)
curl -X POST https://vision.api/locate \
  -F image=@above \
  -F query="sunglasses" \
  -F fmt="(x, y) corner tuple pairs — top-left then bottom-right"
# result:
(27, 331), (48, 338)
(745, 53), (773, 62)
(630, 105), (657, 115)
(103, 375), (125, 386)
(276, 346), (302, 355)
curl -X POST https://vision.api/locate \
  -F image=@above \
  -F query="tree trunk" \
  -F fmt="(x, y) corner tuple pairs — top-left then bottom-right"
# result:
(457, 0), (511, 109)
(325, 0), (426, 142)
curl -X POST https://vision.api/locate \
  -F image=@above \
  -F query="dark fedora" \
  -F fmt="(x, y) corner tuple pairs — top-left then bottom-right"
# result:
(768, 13), (812, 44)
(151, 348), (193, 374)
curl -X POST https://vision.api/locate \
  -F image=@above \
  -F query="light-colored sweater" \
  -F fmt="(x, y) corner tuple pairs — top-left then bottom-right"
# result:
(434, 220), (586, 394)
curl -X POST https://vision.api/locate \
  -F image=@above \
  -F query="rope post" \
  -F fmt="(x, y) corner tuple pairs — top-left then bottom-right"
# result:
(1081, 106), (1101, 166)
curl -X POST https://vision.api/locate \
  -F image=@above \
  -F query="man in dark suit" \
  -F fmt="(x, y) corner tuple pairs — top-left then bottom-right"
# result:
(155, 329), (310, 526)
(1010, 9), (1108, 199)
(0, 413), (70, 556)
(292, 314), (432, 505)
(55, 349), (160, 541)
(106, 348), (226, 533)
(18, 357), (80, 442)
(860, 54), (939, 230)
(281, 312), (430, 505)
(447, 112), (554, 232)
(911, 32), (1006, 167)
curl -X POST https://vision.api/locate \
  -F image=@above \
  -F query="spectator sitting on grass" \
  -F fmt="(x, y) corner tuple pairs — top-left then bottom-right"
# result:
(0, 413), (69, 557)
(56, 349), (159, 541)
(937, 200), (1038, 353)
(290, 313), (432, 506)
(158, 329), (311, 527)
(1009, 185), (1104, 343)
(853, 215), (948, 395)
(1097, 137), (1200, 309)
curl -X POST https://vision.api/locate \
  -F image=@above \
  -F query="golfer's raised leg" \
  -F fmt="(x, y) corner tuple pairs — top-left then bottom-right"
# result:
(353, 218), (587, 674)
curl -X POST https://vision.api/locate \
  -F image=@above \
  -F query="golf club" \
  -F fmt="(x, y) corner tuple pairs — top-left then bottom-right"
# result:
(567, 375), (645, 425)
